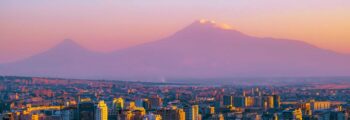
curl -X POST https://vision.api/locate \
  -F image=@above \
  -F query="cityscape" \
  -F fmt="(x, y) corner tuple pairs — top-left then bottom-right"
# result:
(1, 76), (350, 120)
(1, 0), (350, 120)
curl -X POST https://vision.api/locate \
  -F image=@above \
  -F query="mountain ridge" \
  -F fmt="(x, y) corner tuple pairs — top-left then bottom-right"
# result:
(1, 20), (350, 80)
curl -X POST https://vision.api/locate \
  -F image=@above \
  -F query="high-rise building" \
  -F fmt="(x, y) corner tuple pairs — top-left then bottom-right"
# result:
(263, 95), (274, 109)
(78, 101), (95, 120)
(110, 98), (123, 120)
(245, 96), (255, 107)
(96, 100), (108, 120)
(178, 108), (186, 120)
(304, 102), (312, 116)
(223, 95), (233, 106)
(184, 105), (192, 120)
(273, 95), (280, 109)
(112, 98), (124, 110)
(233, 96), (245, 107)
(142, 99), (151, 110)
(185, 105), (199, 120)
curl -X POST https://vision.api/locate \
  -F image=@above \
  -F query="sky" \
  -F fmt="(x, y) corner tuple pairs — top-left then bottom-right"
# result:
(1, 0), (350, 63)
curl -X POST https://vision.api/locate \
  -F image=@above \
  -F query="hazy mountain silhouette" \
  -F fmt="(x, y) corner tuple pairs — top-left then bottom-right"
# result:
(1, 20), (350, 80)
(0, 39), (107, 78)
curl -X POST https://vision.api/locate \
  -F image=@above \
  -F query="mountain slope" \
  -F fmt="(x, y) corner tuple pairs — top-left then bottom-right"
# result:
(1, 20), (350, 80)
(101, 21), (350, 78)
(0, 39), (107, 78)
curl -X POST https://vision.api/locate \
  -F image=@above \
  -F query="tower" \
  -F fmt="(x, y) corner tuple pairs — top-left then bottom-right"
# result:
(96, 100), (108, 120)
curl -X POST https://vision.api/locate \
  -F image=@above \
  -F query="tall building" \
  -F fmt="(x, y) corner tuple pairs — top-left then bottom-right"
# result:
(263, 95), (274, 109)
(184, 105), (192, 120)
(178, 108), (186, 120)
(0, 100), (4, 113)
(110, 98), (122, 120)
(233, 96), (245, 107)
(78, 101), (95, 120)
(112, 98), (124, 110)
(223, 95), (233, 106)
(253, 96), (263, 107)
(245, 96), (255, 107)
(185, 105), (199, 120)
(273, 95), (280, 109)
(304, 102), (312, 116)
(142, 99), (151, 110)
(96, 100), (108, 120)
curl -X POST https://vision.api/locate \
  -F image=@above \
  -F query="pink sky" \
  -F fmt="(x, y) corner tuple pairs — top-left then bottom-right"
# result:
(1, 0), (350, 63)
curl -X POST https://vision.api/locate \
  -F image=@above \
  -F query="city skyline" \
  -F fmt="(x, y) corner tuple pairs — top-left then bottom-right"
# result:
(2, 1), (350, 120)
(0, 76), (349, 120)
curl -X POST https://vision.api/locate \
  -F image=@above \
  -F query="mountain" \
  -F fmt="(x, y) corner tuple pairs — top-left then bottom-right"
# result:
(0, 39), (107, 78)
(1, 20), (350, 80)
